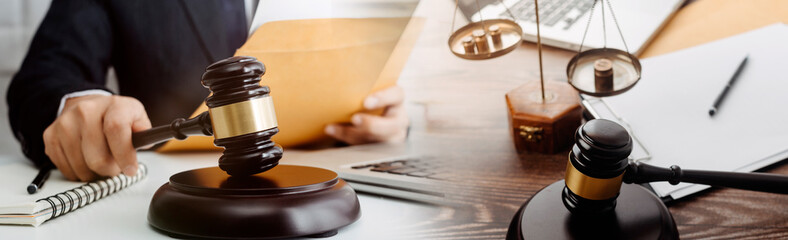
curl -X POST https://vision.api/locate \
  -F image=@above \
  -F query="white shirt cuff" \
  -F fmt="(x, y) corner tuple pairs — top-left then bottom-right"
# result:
(56, 89), (113, 116)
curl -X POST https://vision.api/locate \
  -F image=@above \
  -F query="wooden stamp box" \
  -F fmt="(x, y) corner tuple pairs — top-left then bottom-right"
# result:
(505, 80), (582, 154)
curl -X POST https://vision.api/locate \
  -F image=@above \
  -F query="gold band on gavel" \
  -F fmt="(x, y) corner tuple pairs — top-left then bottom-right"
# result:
(209, 96), (278, 139)
(564, 157), (624, 200)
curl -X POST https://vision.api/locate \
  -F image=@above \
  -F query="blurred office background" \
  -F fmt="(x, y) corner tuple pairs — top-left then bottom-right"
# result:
(0, 0), (51, 156)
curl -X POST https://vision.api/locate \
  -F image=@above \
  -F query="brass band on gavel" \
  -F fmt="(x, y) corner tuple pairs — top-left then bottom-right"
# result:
(209, 95), (279, 139)
(564, 157), (624, 200)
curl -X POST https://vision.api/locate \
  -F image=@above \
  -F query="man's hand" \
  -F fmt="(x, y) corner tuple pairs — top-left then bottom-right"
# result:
(43, 95), (151, 181)
(324, 86), (409, 145)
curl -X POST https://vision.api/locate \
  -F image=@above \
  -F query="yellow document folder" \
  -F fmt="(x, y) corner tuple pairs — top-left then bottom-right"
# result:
(641, 0), (788, 58)
(157, 17), (424, 151)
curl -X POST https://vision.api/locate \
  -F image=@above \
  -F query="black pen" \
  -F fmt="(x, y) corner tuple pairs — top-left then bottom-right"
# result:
(27, 164), (54, 194)
(709, 55), (749, 116)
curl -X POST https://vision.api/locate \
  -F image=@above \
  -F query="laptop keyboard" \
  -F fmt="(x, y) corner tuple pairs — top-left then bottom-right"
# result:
(505, 0), (595, 30)
(350, 158), (453, 180)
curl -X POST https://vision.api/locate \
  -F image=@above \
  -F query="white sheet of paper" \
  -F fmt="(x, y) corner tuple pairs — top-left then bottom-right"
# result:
(588, 23), (788, 200)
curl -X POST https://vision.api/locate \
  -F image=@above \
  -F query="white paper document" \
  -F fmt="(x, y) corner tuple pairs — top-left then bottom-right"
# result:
(585, 23), (788, 200)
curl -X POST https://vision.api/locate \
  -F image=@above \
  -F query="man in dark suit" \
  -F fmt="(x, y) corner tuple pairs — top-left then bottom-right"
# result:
(7, 0), (408, 182)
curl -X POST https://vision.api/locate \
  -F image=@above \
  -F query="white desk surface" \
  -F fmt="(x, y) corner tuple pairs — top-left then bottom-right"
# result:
(0, 151), (443, 240)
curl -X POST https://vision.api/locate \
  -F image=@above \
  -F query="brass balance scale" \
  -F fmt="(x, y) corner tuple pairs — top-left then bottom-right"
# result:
(448, 0), (642, 154)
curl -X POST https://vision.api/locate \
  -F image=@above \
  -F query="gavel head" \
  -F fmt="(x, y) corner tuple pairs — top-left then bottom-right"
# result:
(562, 119), (632, 215)
(201, 56), (283, 176)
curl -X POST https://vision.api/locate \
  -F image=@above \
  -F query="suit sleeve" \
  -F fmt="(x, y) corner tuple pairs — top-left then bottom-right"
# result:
(6, 0), (114, 168)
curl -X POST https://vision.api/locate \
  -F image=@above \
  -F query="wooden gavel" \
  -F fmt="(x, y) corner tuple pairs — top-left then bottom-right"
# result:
(562, 119), (788, 215)
(130, 56), (283, 176)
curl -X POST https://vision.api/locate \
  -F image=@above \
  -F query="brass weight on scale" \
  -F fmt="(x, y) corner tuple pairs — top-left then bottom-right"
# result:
(566, 0), (642, 97)
(448, 0), (523, 60)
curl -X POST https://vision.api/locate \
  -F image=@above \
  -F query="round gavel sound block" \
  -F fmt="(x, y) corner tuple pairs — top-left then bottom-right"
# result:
(506, 181), (677, 240)
(148, 165), (360, 239)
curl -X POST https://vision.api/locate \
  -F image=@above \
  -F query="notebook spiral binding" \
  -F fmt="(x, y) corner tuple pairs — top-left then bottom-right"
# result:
(36, 163), (148, 221)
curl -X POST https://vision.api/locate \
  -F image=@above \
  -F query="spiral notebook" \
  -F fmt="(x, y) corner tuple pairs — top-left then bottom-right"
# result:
(0, 163), (148, 227)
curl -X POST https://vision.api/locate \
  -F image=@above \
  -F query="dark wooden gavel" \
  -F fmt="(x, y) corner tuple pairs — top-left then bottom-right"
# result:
(562, 119), (788, 215)
(130, 56), (282, 176)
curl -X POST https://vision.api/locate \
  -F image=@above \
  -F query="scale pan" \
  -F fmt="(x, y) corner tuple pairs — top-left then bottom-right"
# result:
(566, 48), (642, 97)
(449, 19), (523, 60)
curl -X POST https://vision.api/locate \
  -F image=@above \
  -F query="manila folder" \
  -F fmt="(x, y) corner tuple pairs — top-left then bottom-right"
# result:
(157, 17), (423, 151)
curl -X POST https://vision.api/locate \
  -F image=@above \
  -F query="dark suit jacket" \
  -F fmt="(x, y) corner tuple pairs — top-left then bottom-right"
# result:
(7, 0), (247, 167)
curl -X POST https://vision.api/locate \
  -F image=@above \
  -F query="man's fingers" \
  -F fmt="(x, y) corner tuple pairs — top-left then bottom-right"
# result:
(104, 112), (138, 176)
(364, 86), (404, 110)
(43, 127), (77, 181)
(61, 140), (97, 182)
(330, 85), (409, 145)
(82, 116), (121, 177)
(130, 107), (152, 133)
(381, 101), (405, 117)
(56, 117), (97, 181)
(325, 124), (368, 145)
(352, 113), (407, 139)
(325, 113), (409, 145)
(104, 97), (147, 176)
(52, 146), (79, 181)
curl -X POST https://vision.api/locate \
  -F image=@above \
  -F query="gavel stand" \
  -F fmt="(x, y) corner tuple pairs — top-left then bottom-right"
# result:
(148, 165), (360, 239)
(506, 181), (679, 240)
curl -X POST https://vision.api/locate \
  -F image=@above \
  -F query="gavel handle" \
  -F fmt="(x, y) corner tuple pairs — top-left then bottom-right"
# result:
(131, 111), (213, 148)
(624, 161), (788, 194)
